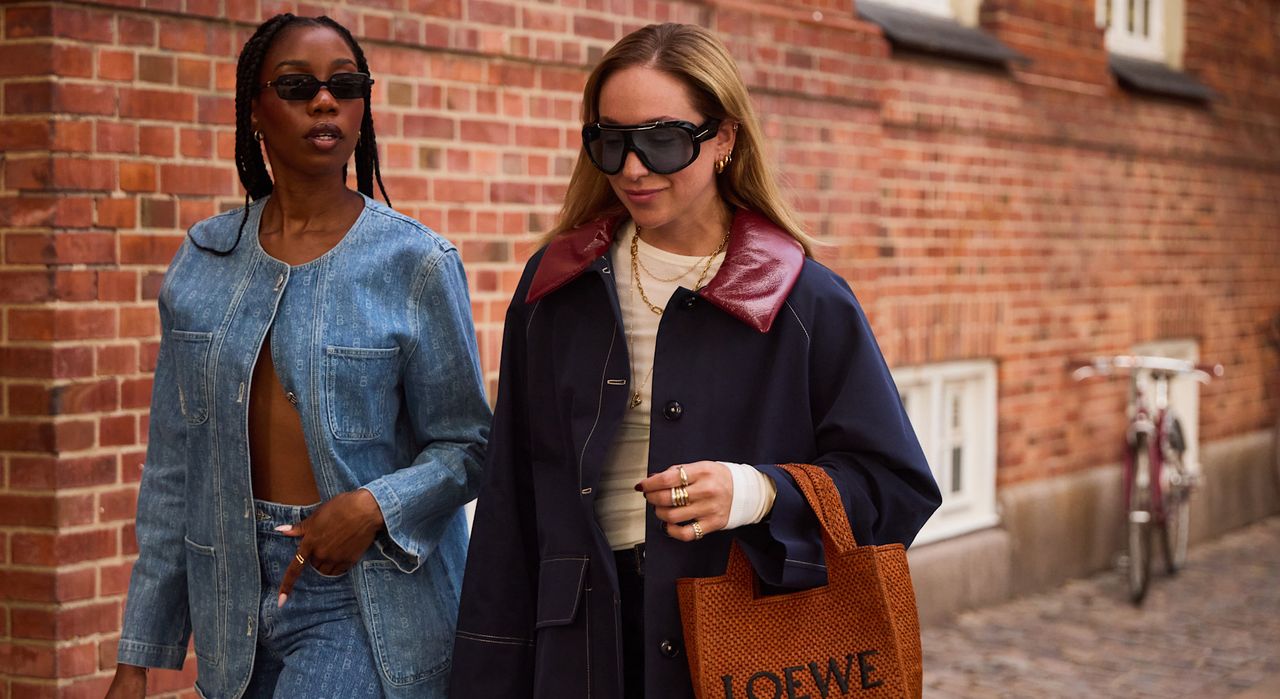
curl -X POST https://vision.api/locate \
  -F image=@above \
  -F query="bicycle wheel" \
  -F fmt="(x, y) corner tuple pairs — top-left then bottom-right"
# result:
(1127, 434), (1153, 604)
(1160, 419), (1191, 574)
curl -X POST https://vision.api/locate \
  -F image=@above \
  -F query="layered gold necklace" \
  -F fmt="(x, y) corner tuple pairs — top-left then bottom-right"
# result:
(624, 225), (730, 409)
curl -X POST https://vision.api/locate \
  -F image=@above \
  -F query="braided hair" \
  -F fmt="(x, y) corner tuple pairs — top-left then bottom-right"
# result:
(194, 14), (390, 254)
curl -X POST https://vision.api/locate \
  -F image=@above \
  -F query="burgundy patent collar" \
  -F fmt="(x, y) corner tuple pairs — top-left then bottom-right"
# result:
(526, 210), (805, 333)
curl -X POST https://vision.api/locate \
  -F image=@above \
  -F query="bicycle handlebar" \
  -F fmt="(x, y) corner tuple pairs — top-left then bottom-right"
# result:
(1067, 355), (1224, 384)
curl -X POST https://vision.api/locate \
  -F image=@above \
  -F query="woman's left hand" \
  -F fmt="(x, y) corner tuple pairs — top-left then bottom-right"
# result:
(637, 461), (733, 542)
(276, 489), (385, 606)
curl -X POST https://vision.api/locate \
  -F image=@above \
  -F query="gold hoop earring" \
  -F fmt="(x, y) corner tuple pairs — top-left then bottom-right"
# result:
(254, 130), (264, 142)
(716, 151), (733, 174)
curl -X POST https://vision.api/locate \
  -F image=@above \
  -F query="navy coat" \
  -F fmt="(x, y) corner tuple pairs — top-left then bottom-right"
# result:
(450, 210), (941, 699)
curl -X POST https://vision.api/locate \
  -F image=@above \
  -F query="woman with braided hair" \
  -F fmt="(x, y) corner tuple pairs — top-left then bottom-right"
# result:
(107, 14), (490, 699)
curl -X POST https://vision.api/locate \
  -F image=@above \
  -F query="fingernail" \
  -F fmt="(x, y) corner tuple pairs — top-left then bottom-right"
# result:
(634, 483), (642, 491)
(277, 593), (287, 608)
(274, 524), (292, 532)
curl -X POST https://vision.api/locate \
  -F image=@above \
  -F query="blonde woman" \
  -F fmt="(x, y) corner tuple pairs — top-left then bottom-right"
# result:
(450, 23), (940, 698)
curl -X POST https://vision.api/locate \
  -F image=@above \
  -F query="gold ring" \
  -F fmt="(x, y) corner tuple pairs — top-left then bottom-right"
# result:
(670, 487), (679, 507)
(673, 486), (689, 508)
(678, 466), (689, 487)
(294, 553), (306, 566)
(691, 520), (704, 540)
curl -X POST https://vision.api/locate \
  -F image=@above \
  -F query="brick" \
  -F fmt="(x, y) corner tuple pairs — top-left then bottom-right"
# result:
(176, 57), (211, 89)
(51, 7), (115, 43)
(138, 125), (175, 156)
(159, 164), (233, 196)
(0, 119), (51, 150)
(119, 88), (195, 122)
(137, 54), (174, 84)
(138, 200), (177, 230)
(119, 162), (158, 193)
(120, 233), (181, 262)
(53, 270), (98, 301)
(53, 44), (94, 78)
(119, 306), (157, 338)
(50, 380), (120, 415)
(118, 16), (155, 47)
(7, 308), (117, 342)
(179, 128), (214, 159)
(10, 601), (119, 640)
(0, 42), (53, 78)
(4, 6), (53, 39)
(49, 120), (93, 153)
(99, 488), (138, 522)
(96, 121), (138, 154)
(5, 233), (116, 265)
(96, 198), (137, 229)
(8, 454), (117, 489)
(97, 270), (138, 302)
(100, 414), (136, 446)
(97, 345), (139, 376)
(0, 494), (56, 526)
(0, 271), (53, 303)
(121, 377), (152, 409)
(97, 48), (135, 81)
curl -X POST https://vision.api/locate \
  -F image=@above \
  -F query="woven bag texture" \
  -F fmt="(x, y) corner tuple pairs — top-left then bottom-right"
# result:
(676, 464), (923, 699)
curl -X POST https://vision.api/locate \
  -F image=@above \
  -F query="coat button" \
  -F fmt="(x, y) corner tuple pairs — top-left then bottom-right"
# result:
(659, 639), (681, 658)
(663, 401), (683, 421)
(682, 295), (697, 310)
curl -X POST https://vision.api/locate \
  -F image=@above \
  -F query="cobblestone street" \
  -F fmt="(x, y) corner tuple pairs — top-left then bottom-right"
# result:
(922, 517), (1280, 698)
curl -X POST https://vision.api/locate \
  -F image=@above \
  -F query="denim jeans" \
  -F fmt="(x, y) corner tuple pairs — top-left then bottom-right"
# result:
(242, 500), (382, 698)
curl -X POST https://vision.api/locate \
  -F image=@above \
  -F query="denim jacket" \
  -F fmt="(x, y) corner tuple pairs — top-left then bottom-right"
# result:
(117, 195), (491, 698)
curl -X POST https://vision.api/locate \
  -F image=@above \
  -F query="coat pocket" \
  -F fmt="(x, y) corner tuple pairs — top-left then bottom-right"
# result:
(324, 345), (400, 441)
(359, 555), (456, 687)
(533, 556), (590, 699)
(170, 330), (212, 425)
(183, 536), (223, 665)
(534, 556), (589, 629)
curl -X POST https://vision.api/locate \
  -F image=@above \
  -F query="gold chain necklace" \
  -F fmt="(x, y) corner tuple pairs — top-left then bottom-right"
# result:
(630, 226), (730, 316)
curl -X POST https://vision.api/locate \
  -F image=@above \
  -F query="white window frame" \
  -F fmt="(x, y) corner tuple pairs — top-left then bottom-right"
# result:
(874, 0), (983, 27)
(1097, 0), (1168, 62)
(1132, 338), (1201, 470)
(881, 0), (954, 18)
(893, 360), (999, 545)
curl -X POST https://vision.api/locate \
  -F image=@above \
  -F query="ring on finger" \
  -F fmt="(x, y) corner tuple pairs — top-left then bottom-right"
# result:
(294, 553), (306, 566)
(678, 466), (690, 487)
(673, 485), (690, 508)
(691, 520), (704, 540)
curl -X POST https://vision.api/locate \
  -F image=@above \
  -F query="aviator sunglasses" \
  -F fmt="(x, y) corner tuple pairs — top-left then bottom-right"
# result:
(260, 72), (374, 101)
(582, 118), (722, 175)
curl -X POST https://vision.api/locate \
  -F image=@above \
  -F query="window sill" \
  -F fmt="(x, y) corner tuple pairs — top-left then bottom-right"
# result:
(1109, 54), (1216, 102)
(857, 0), (1027, 67)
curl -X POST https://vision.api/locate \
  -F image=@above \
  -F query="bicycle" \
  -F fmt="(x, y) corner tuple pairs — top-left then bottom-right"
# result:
(1069, 355), (1223, 604)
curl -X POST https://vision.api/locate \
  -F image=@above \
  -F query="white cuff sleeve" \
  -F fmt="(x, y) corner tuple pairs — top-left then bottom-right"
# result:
(722, 462), (778, 530)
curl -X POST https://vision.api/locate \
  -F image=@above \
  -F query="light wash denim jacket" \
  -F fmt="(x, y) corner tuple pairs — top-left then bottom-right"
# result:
(117, 195), (491, 698)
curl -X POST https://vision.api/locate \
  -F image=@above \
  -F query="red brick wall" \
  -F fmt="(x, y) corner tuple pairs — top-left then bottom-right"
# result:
(1, 0), (1277, 694)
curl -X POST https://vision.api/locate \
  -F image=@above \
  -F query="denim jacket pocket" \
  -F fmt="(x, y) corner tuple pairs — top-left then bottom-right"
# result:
(358, 555), (456, 686)
(325, 345), (401, 441)
(171, 330), (212, 425)
(183, 536), (223, 665)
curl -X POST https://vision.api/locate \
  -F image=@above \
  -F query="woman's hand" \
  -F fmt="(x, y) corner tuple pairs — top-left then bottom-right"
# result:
(637, 461), (733, 542)
(105, 664), (147, 698)
(276, 489), (384, 607)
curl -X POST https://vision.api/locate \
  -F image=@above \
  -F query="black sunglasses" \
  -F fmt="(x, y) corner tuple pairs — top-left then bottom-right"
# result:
(582, 118), (722, 175)
(260, 72), (374, 101)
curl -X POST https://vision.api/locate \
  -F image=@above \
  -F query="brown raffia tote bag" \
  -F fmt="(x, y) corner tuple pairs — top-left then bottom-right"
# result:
(676, 463), (923, 699)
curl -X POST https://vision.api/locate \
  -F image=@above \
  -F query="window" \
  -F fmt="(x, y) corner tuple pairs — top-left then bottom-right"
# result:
(883, 0), (954, 18)
(894, 360), (998, 545)
(1097, 0), (1167, 61)
(1132, 339), (1201, 471)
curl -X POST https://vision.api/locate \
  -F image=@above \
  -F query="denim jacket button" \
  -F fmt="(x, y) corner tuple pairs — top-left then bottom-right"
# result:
(274, 273), (285, 291)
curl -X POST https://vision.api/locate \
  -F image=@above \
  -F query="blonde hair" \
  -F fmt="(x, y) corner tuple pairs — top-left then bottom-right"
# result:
(546, 23), (815, 256)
